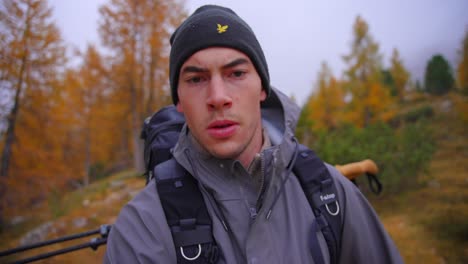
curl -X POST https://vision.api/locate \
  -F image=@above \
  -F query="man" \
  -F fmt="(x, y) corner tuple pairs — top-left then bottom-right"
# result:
(104, 5), (403, 264)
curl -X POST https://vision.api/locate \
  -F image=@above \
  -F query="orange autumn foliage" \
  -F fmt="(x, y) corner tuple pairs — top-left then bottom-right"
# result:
(390, 49), (410, 102)
(304, 63), (346, 132)
(0, 0), (186, 224)
(0, 0), (67, 218)
(98, 0), (186, 172)
(342, 16), (396, 127)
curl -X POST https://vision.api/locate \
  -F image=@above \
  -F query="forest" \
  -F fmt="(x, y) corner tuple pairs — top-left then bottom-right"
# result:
(0, 0), (186, 221)
(1, 0), (467, 263)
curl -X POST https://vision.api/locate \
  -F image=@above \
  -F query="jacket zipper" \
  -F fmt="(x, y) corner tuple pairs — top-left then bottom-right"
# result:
(255, 152), (266, 212)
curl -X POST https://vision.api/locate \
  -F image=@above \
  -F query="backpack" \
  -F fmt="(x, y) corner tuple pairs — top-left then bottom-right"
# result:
(141, 106), (342, 264)
(141, 106), (186, 184)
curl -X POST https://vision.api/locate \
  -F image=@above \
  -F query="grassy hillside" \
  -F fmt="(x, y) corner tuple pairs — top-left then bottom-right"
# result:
(0, 170), (145, 263)
(371, 93), (468, 263)
(0, 93), (466, 263)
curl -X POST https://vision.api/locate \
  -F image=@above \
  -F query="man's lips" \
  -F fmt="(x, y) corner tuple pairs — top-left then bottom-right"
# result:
(207, 120), (239, 139)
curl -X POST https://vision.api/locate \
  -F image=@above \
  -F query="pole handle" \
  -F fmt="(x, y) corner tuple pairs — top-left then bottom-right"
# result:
(335, 159), (379, 180)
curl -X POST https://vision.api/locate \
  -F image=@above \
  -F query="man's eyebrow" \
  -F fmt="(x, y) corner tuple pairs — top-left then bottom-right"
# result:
(181, 58), (250, 74)
(222, 58), (249, 69)
(181, 66), (208, 74)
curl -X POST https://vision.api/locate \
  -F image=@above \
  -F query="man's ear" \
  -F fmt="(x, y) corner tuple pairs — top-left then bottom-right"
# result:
(260, 89), (267, 102)
(176, 102), (183, 113)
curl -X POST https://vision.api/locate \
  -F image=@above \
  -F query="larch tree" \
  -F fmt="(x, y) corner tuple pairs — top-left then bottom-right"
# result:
(457, 29), (468, 94)
(390, 48), (410, 102)
(0, 0), (66, 224)
(57, 45), (115, 186)
(77, 46), (118, 184)
(98, 0), (186, 172)
(305, 62), (346, 132)
(0, 0), (65, 177)
(342, 15), (395, 127)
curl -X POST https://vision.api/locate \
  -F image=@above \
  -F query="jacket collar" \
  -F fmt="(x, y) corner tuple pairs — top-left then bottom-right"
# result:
(172, 86), (300, 181)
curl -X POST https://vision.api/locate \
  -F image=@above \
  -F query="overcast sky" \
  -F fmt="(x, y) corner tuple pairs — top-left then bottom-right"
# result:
(50, 0), (468, 106)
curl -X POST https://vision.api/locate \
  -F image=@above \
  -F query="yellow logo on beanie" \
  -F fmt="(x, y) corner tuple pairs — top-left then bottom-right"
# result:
(217, 24), (228, 34)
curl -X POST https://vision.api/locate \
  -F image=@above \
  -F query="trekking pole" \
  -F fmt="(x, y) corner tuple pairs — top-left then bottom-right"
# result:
(335, 159), (383, 194)
(0, 225), (111, 264)
(335, 159), (378, 180)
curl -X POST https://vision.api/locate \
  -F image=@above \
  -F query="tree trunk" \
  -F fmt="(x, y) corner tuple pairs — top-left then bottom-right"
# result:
(0, 2), (32, 178)
(0, 53), (26, 232)
(133, 128), (145, 173)
(0, 184), (5, 231)
(0, 55), (27, 177)
(84, 126), (91, 186)
(130, 81), (145, 173)
(0, 114), (16, 177)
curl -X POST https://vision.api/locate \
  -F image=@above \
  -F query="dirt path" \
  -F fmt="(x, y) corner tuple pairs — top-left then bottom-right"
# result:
(384, 214), (445, 264)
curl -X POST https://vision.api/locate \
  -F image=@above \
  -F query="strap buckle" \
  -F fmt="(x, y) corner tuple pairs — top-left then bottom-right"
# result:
(325, 201), (340, 216)
(180, 244), (202, 261)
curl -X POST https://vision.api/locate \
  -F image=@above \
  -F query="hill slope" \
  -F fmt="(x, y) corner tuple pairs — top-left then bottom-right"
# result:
(373, 93), (468, 263)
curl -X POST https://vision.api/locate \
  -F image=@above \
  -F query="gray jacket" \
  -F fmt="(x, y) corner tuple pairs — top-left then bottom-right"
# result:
(104, 88), (403, 264)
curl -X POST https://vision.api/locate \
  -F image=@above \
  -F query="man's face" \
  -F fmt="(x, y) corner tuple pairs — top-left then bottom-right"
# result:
(176, 47), (266, 166)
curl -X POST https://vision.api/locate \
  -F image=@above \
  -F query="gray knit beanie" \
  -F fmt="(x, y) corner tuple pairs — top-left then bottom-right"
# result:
(169, 5), (270, 105)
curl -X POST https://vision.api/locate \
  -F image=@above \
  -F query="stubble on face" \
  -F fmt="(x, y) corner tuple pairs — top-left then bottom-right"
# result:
(176, 47), (266, 167)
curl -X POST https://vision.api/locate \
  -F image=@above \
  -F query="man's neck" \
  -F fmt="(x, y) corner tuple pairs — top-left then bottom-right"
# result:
(239, 127), (270, 169)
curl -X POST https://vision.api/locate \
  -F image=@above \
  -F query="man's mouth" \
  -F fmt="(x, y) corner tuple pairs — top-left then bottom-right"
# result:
(207, 120), (239, 139)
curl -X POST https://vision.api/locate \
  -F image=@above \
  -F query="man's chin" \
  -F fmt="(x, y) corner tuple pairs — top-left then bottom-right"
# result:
(207, 146), (240, 161)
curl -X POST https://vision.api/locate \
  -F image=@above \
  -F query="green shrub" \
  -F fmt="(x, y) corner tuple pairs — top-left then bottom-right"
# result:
(390, 105), (434, 126)
(308, 121), (435, 194)
(48, 188), (65, 218)
(403, 105), (434, 122)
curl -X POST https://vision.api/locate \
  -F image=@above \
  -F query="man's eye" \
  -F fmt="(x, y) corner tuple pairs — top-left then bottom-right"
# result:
(187, 76), (202, 83)
(231, 71), (245, 78)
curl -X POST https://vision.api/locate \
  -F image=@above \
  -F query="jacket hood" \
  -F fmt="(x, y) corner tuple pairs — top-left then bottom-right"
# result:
(260, 86), (301, 145)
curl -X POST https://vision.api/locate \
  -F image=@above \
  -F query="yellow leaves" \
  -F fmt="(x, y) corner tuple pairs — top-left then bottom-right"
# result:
(0, 0), (188, 220)
(304, 63), (346, 132)
(341, 15), (396, 127)
(352, 15), (370, 46)
(452, 93), (468, 124)
(302, 16), (398, 135)
(0, 0), (69, 216)
(367, 81), (396, 122)
(458, 59), (468, 92)
(390, 48), (410, 101)
(341, 78), (396, 128)
(97, 0), (187, 171)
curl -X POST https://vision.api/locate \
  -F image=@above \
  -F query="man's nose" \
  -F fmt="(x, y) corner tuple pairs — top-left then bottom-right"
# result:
(206, 76), (232, 110)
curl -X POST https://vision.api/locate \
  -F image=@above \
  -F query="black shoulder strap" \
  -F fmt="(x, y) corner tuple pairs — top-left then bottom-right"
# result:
(293, 144), (342, 264)
(153, 146), (341, 264)
(154, 159), (219, 264)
